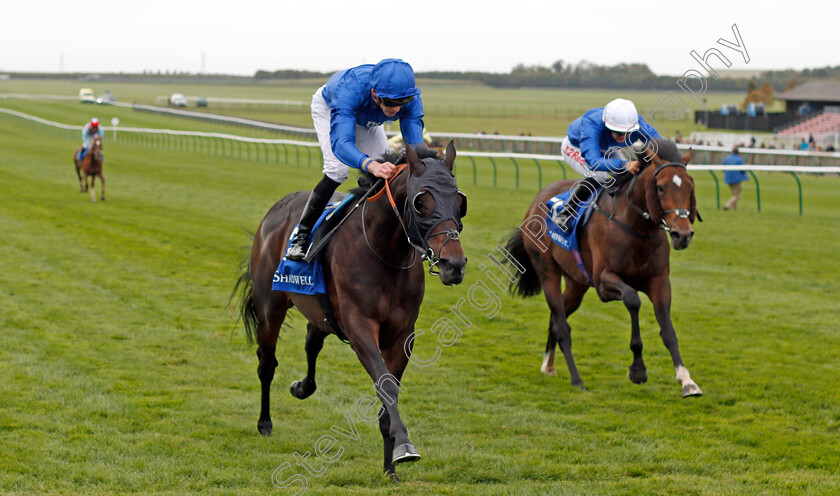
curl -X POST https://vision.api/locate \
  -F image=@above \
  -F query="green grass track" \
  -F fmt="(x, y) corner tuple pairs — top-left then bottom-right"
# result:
(0, 112), (838, 495)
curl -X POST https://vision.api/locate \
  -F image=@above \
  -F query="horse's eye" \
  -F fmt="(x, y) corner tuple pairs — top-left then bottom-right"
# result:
(657, 185), (665, 194)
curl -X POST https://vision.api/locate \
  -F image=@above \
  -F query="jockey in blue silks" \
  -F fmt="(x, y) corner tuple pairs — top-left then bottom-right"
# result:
(80, 118), (104, 160)
(286, 58), (425, 261)
(552, 98), (661, 232)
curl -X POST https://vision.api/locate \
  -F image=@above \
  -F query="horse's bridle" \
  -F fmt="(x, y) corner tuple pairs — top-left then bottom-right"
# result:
(405, 195), (462, 276)
(626, 162), (692, 233)
(361, 161), (465, 275)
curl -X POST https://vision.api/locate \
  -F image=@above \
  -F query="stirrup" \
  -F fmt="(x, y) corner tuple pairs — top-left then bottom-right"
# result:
(286, 233), (310, 261)
(551, 204), (569, 229)
(557, 216), (573, 233)
(553, 206), (574, 232)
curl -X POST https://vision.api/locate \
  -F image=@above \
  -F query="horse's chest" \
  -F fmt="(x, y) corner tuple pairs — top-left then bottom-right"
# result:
(608, 246), (666, 284)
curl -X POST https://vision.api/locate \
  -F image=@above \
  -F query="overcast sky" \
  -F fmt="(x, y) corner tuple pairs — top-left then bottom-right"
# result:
(3, 0), (838, 77)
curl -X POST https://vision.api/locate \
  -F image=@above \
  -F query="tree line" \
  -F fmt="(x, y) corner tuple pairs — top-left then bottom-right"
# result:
(254, 62), (840, 93)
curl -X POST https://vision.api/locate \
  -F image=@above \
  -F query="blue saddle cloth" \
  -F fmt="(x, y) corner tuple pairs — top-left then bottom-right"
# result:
(272, 193), (356, 295)
(545, 188), (602, 286)
(545, 188), (600, 252)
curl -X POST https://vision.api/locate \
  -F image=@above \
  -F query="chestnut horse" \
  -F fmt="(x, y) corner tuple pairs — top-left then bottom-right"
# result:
(505, 138), (702, 397)
(74, 135), (105, 202)
(234, 144), (467, 480)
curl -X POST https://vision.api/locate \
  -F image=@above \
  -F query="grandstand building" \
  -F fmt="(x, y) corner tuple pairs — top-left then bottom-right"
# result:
(775, 81), (840, 145)
(776, 80), (840, 118)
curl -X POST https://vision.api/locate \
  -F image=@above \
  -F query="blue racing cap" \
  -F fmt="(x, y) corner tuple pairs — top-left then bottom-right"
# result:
(370, 58), (422, 100)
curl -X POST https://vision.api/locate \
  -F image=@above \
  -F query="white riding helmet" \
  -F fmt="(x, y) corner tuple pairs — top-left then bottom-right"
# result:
(603, 98), (640, 133)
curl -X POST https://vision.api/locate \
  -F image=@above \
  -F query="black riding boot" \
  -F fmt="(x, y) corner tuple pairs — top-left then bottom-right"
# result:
(286, 175), (341, 261)
(554, 177), (600, 233)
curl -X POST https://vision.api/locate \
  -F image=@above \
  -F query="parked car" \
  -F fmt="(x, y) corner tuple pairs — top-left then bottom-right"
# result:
(97, 91), (116, 105)
(169, 93), (187, 107)
(196, 97), (208, 108)
(79, 88), (95, 104)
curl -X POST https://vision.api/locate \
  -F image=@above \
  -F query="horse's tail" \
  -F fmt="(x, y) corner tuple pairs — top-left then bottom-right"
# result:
(503, 228), (542, 297)
(230, 253), (259, 345)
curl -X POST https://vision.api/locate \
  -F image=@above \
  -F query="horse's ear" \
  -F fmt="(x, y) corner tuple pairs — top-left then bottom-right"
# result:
(443, 140), (456, 172)
(681, 147), (693, 165)
(405, 145), (425, 176)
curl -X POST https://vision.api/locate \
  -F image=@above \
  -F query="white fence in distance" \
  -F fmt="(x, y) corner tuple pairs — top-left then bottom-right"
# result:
(1, 106), (836, 214)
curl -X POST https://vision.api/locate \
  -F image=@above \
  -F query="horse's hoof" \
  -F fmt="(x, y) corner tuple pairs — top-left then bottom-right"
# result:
(392, 443), (421, 464)
(290, 380), (316, 400)
(681, 384), (703, 397)
(571, 381), (586, 391)
(628, 367), (648, 384)
(541, 367), (557, 376)
(387, 471), (401, 484)
(258, 420), (273, 437)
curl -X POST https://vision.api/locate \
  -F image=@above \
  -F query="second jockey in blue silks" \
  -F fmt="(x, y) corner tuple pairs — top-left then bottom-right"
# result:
(286, 58), (425, 261)
(553, 98), (661, 232)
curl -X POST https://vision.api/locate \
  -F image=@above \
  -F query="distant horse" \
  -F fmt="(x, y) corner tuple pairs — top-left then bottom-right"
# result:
(74, 136), (105, 202)
(505, 138), (702, 397)
(234, 143), (467, 480)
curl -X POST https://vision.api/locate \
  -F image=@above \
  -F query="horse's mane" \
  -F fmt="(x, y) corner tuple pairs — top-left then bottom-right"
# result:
(611, 138), (682, 193)
(650, 138), (683, 164)
(349, 145), (441, 197)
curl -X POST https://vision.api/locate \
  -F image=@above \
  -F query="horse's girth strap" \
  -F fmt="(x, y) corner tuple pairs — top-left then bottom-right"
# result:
(366, 163), (409, 207)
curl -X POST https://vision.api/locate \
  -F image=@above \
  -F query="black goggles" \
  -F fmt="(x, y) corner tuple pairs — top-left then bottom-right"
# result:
(379, 95), (414, 107)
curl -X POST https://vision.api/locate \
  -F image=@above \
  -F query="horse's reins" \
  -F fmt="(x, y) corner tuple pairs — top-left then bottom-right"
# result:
(362, 163), (419, 270)
(364, 162), (459, 275)
(302, 175), (388, 264)
(595, 162), (691, 238)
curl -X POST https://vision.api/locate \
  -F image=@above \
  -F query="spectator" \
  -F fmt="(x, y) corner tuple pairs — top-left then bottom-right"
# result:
(826, 143), (836, 152)
(723, 146), (749, 211)
(799, 138), (808, 151)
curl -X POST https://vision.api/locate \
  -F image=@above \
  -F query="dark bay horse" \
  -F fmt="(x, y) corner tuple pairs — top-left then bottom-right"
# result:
(74, 136), (105, 202)
(234, 143), (467, 480)
(505, 138), (702, 397)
